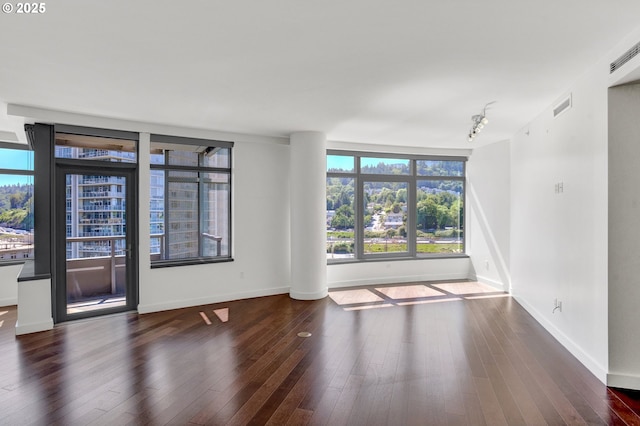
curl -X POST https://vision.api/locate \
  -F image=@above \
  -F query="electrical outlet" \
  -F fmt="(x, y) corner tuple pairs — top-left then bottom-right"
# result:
(553, 298), (562, 313)
(485, 260), (490, 270)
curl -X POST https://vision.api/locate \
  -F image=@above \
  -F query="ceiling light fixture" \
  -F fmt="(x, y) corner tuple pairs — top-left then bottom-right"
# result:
(467, 102), (495, 142)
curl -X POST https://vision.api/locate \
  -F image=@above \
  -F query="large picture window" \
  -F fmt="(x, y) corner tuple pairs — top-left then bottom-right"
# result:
(326, 151), (465, 262)
(0, 143), (34, 263)
(150, 136), (232, 266)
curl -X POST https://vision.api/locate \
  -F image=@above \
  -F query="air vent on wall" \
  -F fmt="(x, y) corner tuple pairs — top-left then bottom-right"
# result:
(553, 94), (572, 118)
(610, 41), (640, 74)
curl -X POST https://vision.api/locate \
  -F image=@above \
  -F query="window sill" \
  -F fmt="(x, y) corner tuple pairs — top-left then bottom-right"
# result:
(328, 253), (469, 265)
(17, 260), (51, 282)
(151, 257), (234, 269)
(0, 260), (28, 268)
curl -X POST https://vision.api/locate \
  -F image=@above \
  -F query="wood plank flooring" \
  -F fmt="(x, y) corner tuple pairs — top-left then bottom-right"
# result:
(1, 281), (639, 425)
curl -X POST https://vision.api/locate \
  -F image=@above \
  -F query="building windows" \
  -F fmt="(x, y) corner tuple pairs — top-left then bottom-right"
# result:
(326, 151), (466, 262)
(150, 136), (232, 266)
(0, 143), (34, 263)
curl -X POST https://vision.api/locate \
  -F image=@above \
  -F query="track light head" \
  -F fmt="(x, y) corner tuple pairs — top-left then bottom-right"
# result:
(467, 102), (495, 142)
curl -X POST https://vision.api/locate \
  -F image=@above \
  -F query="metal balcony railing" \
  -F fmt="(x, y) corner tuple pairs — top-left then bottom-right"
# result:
(66, 233), (222, 299)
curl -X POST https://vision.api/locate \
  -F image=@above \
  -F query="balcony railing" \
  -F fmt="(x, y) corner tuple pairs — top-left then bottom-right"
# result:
(66, 233), (223, 301)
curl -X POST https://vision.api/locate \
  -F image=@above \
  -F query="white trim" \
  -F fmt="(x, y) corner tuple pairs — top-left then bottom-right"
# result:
(289, 288), (328, 300)
(607, 373), (640, 391)
(15, 318), (54, 335)
(513, 295), (608, 384)
(0, 298), (17, 307)
(137, 286), (290, 314)
(474, 275), (508, 292)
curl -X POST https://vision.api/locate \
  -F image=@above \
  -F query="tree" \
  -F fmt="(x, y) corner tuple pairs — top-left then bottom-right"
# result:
(417, 198), (437, 230)
(436, 205), (450, 229)
(10, 192), (26, 209)
(331, 204), (354, 229)
(396, 188), (407, 203)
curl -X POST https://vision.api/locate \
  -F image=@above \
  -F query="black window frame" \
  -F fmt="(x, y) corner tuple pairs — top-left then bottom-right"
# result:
(326, 150), (467, 263)
(149, 134), (233, 268)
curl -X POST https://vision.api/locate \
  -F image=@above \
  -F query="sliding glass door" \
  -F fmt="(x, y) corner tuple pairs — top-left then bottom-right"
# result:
(55, 166), (137, 321)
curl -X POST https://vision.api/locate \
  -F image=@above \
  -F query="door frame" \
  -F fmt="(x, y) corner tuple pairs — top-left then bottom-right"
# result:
(53, 160), (138, 323)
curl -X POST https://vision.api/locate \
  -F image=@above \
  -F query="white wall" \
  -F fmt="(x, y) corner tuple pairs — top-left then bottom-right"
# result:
(607, 82), (640, 390)
(467, 140), (511, 291)
(138, 138), (292, 313)
(510, 24), (640, 387)
(0, 264), (21, 306)
(510, 54), (612, 382)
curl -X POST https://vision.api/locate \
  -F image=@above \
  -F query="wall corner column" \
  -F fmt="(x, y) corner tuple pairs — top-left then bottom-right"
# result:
(289, 131), (328, 300)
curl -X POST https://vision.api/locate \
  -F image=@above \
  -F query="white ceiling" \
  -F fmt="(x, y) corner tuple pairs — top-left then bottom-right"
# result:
(1, 0), (640, 149)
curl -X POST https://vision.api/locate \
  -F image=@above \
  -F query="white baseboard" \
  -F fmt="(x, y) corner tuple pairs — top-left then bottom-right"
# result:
(474, 275), (507, 292)
(290, 288), (328, 300)
(137, 286), (290, 314)
(607, 373), (640, 391)
(0, 298), (17, 307)
(328, 272), (470, 289)
(15, 318), (54, 336)
(513, 295), (608, 384)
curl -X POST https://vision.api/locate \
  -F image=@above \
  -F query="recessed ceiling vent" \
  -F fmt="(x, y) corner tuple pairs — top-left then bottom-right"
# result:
(553, 94), (572, 118)
(610, 41), (640, 74)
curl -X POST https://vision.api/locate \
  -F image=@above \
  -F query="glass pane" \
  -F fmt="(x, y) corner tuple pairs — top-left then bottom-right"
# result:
(361, 157), (410, 175)
(416, 160), (464, 176)
(201, 173), (230, 257)
(0, 148), (33, 170)
(327, 155), (354, 173)
(150, 170), (165, 260)
(150, 166), (231, 262)
(202, 147), (230, 168)
(150, 148), (165, 165)
(66, 173), (127, 314)
(326, 177), (355, 259)
(416, 180), (464, 255)
(166, 171), (199, 259)
(168, 150), (199, 167)
(363, 181), (408, 254)
(55, 133), (136, 163)
(0, 174), (34, 261)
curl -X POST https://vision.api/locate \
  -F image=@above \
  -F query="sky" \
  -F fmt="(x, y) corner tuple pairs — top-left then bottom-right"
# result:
(327, 155), (408, 172)
(0, 149), (33, 186)
(327, 155), (354, 172)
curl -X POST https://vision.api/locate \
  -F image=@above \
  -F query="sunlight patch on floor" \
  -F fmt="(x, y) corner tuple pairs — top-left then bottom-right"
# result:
(375, 285), (445, 299)
(432, 281), (498, 295)
(397, 297), (462, 306)
(214, 308), (229, 323)
(199, 311), (212, 325)
(329, 281), (508, 311)
(329, 289), (384, 305)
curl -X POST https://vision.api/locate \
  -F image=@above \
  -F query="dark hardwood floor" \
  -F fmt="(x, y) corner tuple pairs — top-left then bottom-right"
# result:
(1, 281), (639, 425)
